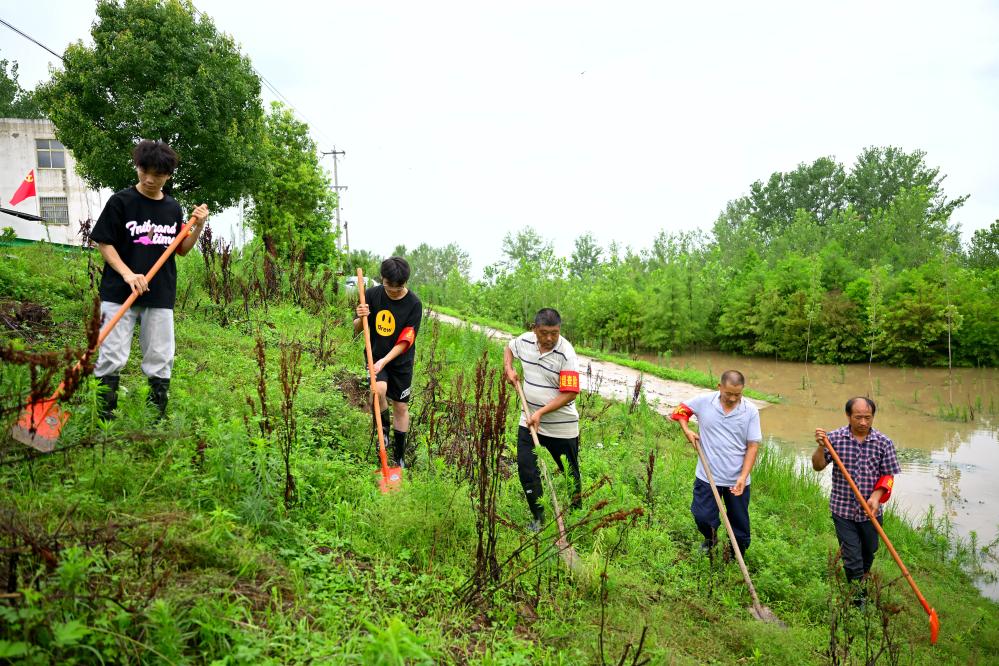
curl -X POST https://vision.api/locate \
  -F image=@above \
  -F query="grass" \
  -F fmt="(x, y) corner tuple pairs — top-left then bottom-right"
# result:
(429, 304), (780, 403)
(0, 243), (996, 664)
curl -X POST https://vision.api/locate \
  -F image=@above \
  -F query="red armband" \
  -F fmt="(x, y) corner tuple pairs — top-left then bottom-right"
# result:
(395, 326), (416, 352)
(670, 403), (694, 422)
(873, 475), (894, 503)
(558, 370), (580, 393)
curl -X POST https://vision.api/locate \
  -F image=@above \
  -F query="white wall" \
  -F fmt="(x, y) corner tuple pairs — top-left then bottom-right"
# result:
(0, 118), (110, 245)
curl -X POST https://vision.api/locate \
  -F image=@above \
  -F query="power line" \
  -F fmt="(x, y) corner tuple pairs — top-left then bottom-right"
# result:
(0, 17), (64, 62)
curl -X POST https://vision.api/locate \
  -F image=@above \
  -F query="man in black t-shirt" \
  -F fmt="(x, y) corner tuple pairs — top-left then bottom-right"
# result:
(353, 257), (422, 467)
(89, 140), (209, 419)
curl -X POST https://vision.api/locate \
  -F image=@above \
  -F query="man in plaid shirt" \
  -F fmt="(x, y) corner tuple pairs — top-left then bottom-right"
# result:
(813, 397), (901, 599)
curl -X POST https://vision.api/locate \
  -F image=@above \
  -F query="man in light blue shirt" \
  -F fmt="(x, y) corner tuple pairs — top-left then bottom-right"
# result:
(672, 370), (762, 558)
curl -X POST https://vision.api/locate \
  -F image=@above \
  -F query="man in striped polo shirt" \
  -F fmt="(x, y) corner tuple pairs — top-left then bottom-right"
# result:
(504, 308), (582, 531)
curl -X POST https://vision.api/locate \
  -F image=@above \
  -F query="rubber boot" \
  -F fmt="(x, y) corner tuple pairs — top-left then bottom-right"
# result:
(527, 503), (545, 533)
(96, 374), (119, 420)
(147, 377), (170, 420)
(393, 429), (408, 468)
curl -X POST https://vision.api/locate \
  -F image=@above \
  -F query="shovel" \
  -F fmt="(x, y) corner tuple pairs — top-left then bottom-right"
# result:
(693, 437), (784, 625)
(514, 382), (580, 571)
(820, 433), (939, 644)
(357, 268), (402, 493)
(11, 214), (200, 452)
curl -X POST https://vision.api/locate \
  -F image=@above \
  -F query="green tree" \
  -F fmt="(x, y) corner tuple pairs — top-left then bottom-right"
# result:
(951, 266), (999, 366)
(711, 197), (763, 271)
(875, 265), (956, 366)
(766, 209), (829, 262)
(36, 0), (265, 211)
(569, 233), (602, 277)
(501, 226), (553, 270)
(748, 156), (847, 238)
(846, 146), (968, 223)
(812, 290), (867, 363)
(247, 102), (337, 264)
(967, 220), (999, 270)
(860, 186), (961, 269)
(715, 254), (767, 355)
(0, 57), (44, 118)
(404, 243), (472, 287)
(344, 249), (382, 282)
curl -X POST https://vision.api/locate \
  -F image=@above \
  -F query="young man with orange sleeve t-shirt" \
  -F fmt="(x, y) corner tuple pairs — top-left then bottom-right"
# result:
(353, 257), (422, 467)
(504, 308), (583, 531)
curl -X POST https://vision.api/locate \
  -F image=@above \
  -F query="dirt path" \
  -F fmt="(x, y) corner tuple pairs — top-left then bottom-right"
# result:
(431, 312), (770, 414)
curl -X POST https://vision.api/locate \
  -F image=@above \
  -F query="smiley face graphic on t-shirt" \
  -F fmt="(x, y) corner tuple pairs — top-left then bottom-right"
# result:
(375, 310), (396, 336)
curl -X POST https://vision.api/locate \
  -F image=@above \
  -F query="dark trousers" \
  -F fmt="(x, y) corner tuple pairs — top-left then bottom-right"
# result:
(832, 513), (881, 582)
(690, 477), (751, 554)
(516, 426), (581, 515)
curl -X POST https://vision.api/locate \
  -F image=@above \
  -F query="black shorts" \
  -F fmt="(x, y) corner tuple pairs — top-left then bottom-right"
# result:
(376, 364), (414, 403)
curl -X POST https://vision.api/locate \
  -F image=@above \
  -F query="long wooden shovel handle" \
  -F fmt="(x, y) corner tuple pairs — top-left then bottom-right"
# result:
(357, 269), (391, 476)
(514, 382), (569, 542)
(692, 440), (765, 614)
(821, 433), (939, 643)
(46, 214), (199, 404)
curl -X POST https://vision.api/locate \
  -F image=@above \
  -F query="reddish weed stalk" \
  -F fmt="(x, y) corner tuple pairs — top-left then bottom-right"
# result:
(826, 551), (904, 665)
(470, 352), (510, 591)
(278, 340), (303, 509)
(243, 332), (273, 438)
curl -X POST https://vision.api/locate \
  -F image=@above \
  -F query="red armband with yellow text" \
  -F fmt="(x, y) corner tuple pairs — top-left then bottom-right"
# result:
(873, 475), (894, 503)
(558, 370), (580, 393)
(396, 326), (416, 352)
(671, 403), (694, 422)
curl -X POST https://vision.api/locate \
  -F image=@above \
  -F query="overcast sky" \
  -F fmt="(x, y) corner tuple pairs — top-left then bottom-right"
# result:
(3, 1), (997, 273)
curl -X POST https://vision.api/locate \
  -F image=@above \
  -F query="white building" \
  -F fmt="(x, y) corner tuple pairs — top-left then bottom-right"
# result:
(1, 118), (110, 246)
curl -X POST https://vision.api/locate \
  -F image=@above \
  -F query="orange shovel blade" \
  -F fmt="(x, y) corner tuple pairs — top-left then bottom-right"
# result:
(10, 398), (69, 453)
(377, 466), (403, 494)
(929, 608), (939, 645)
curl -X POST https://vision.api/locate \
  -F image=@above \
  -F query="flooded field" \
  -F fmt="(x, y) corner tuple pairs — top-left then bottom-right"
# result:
(657, 351), (999, 599)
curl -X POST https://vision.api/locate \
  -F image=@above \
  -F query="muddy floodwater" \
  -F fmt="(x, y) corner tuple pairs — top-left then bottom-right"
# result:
(656, 351), (999, 600)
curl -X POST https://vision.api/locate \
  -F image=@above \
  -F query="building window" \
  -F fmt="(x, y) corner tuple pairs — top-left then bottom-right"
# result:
(36, 139), (66, 169)
(39, 197), (70, 226)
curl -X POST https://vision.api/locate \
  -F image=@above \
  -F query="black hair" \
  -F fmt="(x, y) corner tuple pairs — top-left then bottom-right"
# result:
(133, 139), (179, 175)
(845, 396), (876, 416)
(380, 256), (411, 285)
(533, 308), (561, 327)
(720, 369), (745, 387)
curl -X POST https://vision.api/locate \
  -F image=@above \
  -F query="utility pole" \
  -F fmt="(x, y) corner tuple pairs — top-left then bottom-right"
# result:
(320, 148), (347, 252)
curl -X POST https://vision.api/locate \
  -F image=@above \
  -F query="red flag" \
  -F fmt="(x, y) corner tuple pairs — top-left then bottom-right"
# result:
(9, 170), (37, 206)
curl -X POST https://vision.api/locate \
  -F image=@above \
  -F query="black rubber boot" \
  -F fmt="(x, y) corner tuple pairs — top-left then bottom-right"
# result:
(147, 377), (170, 419)
(393, 429), (408, 468)
(527, 503), (545, 533)
(96, 374), (119, 420)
